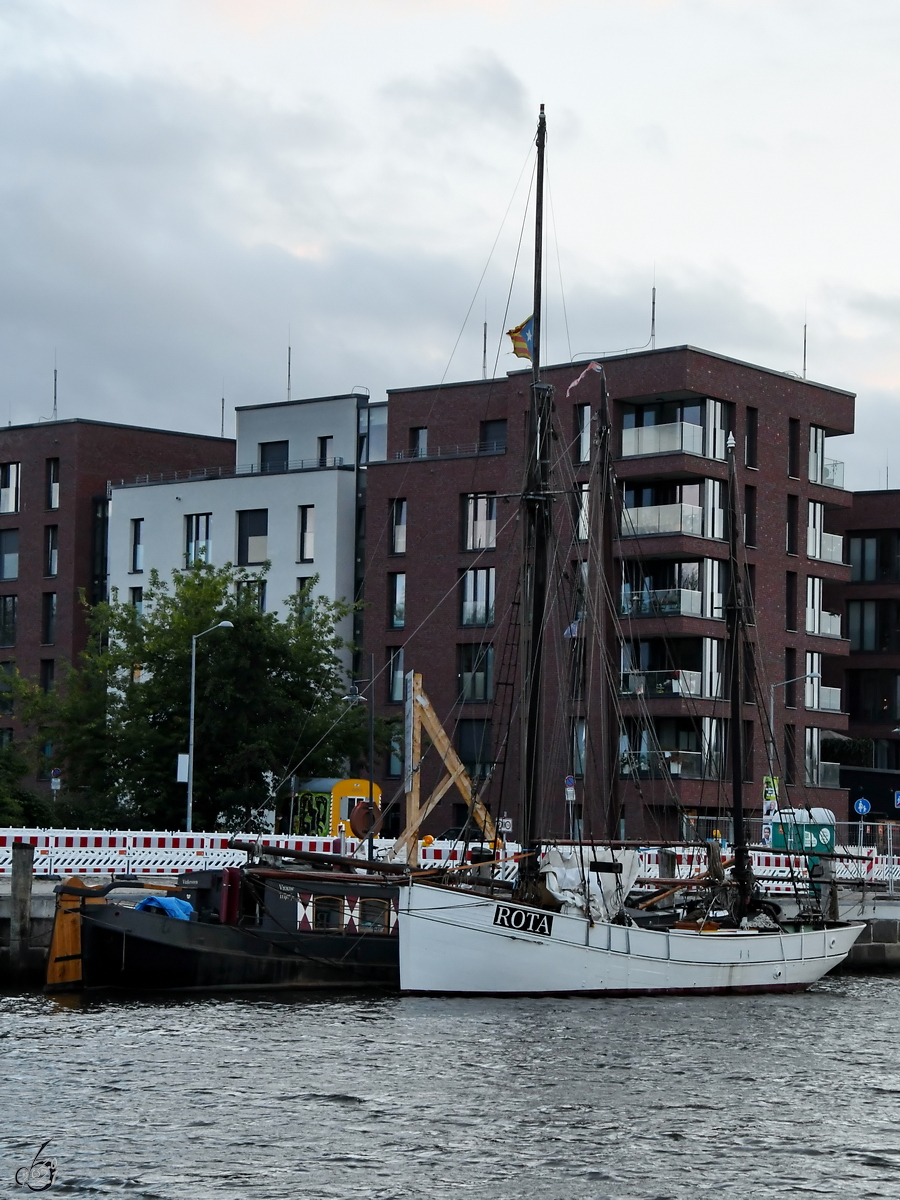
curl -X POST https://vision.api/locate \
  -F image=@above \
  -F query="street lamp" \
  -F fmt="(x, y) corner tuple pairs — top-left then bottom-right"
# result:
(343, 654), (377, 861)
(768, 671), (820, 775)
(187, 620), (234, 832)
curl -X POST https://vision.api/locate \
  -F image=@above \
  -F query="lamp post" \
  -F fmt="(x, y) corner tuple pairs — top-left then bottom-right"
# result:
(768, 671), (820, 780)
(342, 653), (376, 860)
(187, 620), (234, 832)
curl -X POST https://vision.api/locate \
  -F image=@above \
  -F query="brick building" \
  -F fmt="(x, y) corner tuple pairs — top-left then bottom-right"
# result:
(0, 419), (234, 753)
(826, 490), (900, 816)
(363, 345), (855, 841)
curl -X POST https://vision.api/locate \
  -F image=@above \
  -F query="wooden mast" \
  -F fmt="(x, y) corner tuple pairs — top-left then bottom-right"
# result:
(520, 105), (553, 878)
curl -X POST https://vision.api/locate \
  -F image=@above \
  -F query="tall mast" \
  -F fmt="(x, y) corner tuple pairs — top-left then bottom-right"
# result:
(725, 432), (754, 916)
(521, 105), (553, 866)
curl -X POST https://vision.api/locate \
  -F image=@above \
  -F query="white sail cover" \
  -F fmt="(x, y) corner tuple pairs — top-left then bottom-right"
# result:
(540, 846), (641, 921)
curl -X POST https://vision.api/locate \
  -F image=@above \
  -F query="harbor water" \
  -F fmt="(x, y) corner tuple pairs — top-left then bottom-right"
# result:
(2, 975), (898, 1199)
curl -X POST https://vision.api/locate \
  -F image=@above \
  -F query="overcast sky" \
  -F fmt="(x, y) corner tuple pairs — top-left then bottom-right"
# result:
(2, 0), (898, 486)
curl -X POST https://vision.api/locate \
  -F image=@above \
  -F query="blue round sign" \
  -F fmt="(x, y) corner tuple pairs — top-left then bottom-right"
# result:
(564, 775), (575, 788)
(854, 797), (871, 816)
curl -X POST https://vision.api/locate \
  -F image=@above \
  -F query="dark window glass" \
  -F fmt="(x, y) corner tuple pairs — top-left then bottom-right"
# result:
(298, 506), (315, 562)
(46, 458), (60, 509)
(458, 644), (493, 702)
(784, 647), (797, 708)
(745, 407), (758, 468)
(0, 596), (16, 647)
(40, 659), (54, 693)
(317, 436), (334, 466)
(0, 661), (14, 715)
(463, 494), (496, 550)
(0, 463), (20, 514)
(0, 530), (18, 581)
(410, 427), (427, 457)
(185, 514), (211, 565)
(313, 896), (343, 930)
(391, 499), (407, 554)
(480, 419), (507, 451)
(41, 593), (56, 645)
(238, 509), (268, 565)
(389, 574), (406, 628)
(237, 579), (266, 612)
(358, 898), (389, 933)
(44, 526), (58, 577)
(786, 495), (798, 554)
(744, 485), (757, 547)
(130, 587), (143, 615)
(387, 647), (404, 702)
(456, 719), (492, 778)
(259, 441), (289, 472)
(92, 499), (109, 605)
(461, 568), (495, 626)
(784, 724), (796, 785)
(131, 518), (144, 572)
(786, 572), (798, 631)
(743, 720), (755, 782)
(788, 418), (800, 477)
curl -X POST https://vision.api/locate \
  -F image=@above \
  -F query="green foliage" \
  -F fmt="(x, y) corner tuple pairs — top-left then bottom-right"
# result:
(820, 737), (874, 769)
(0, 741), (53, 826)
(16, 563), (379, 831)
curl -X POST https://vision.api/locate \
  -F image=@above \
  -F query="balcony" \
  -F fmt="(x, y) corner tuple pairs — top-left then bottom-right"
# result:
(808, 529), (844, 564)
(823, 459), (845, 489)
(619, 588), (703, 618)
(620, 669), (702, 698)
(806, 609), (842, 638)
(621, 422), (704, 458)
(620, 503), (703, 539)
(807, 685), (842, 713)
(812, 761), (842, 789)
(620, 749), (721, 781)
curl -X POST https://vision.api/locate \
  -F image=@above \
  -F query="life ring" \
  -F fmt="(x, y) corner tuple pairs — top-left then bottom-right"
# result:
(349, 800), (379, 838)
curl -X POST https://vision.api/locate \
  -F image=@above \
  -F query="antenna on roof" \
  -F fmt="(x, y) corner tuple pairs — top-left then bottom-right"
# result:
(220, 386), (225, 438)
(482, 319), (488, 380)
(650, 286), (657, 350)
(287, 329), (292, 403)
(52, 367), (58, 421)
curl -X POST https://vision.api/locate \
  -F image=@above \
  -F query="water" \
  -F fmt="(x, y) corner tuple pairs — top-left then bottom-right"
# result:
(2, 975), (899, 1199)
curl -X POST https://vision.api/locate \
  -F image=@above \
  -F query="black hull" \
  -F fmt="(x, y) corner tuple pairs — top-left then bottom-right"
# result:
(77, 904), (399, 993)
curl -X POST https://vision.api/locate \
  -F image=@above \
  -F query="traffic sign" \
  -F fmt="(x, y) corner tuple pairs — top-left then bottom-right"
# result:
(564, 775), (575, 788)
(894, 791), (900, 810)
(854, 797), (871, 816)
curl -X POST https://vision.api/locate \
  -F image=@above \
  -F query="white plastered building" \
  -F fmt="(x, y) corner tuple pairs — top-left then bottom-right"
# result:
(107, 393), (386, 649)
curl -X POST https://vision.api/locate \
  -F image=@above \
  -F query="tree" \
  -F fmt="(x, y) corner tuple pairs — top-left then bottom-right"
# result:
(16, 563), (379, 831)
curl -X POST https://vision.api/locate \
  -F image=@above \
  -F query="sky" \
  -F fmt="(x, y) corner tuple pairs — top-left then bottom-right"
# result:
(1, 0), (899, 486)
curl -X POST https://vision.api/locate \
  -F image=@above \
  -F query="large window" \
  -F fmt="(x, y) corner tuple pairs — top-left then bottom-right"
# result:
(456, 719), (492, 778)
(458, 643), (493, 702)
(391, 499), (407, 555)
(131, 518), (144, 572)
(44, 526), (58, 577)
(40, 660), (55, 693)
(298, 506), (315, 562)
(41, 593), (56, 645)
(259, 441), (288, 472)
(358, 404), (387, 464)
(0, 530), (18, 581)
(849, 531), (900, 582)
(409, 427), (428, 457)
(185, 514), (211, 565)
(0, 596), (16, 647)
(238, 509), (268, 565)
(575, 482), (590, 541)
(130, 587), (143, 615)
(237, 579), (266, 612)
(461, 568), (495, 626)
(0, 463), (20, 514)
(389, 574), (406, 628)
(463, 494), (496, 551)
(46, 458), (60, 509)
(480, 419), (507, 451)
(575, 405), (591, 463)
(317, 436), (334, 466)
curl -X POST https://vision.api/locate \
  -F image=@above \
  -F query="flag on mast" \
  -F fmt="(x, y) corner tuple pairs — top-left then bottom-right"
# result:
(506, 315), (534, 361)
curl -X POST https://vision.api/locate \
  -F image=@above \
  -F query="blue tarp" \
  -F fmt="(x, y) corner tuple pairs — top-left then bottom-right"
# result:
(134, 896), (193, 920)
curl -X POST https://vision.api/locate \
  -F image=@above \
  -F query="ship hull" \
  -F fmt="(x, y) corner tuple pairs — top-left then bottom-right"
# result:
(399, 882), (864, 996)
(78, 903), (399, 993)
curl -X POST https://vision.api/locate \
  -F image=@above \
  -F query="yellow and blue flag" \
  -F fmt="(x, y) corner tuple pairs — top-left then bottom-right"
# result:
(507, 315), (534, 361)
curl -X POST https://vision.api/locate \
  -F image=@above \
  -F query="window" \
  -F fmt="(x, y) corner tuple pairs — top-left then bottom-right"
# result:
(130, 587), (143, 615)
(809, 424), (826, 483)
(40, 659), (55, 693)
(463, 494), (496, 550)
(237, 579), (266, 612)
(46, 458), (60, 509)
(390, 499), (407, 555)
(0, 530), (18, 581)
(313, 896), (343, 930)
(745, 407), (758, 468)
(480, 419), (507, 451)
(44, 526), (58, 577)
(317, 436), (334, 466)
(0, 662), (14, 715)
(805, 651), (822, 709)
(456, 719), (492, 778)
(358, 404), (387, 464)
(0, 463), (20, 514)
(461, 567), (495, 626)
(389, 573), (406, 628)
(410, 427), (428, 457)
(788, 418), (800, 478)
(387, 647), (404, 702)
(786, 495), (798, 555)
(573, 717), (587, 777)
(0, 728), (12, 748)
(358, 898), (390, 933)
(850, 536), (878, 582)
(41, 593), (57, 645)
(576, 405), (591, 463)
(784, 647), (797, 708)
(92, 499), (108, 605)
(786, 571), (798, 632)
(458, 644), (493, 701)
(185, 514), (211, 565)
(131, 518), (144, 572)
(807, 501), (824, 559)
(238, 509), (268, 565)
(297, 506), (314, 562)
(387, 734), (403, 778)
(848, 600), (877, 651)
(38, 741), (53, 780)
(744, 486), (757, 547)
(743, 720), (755, 782)
(259, 441), (289, 472)
(0, 596), (16, 647)
(575, 483), (590, 541)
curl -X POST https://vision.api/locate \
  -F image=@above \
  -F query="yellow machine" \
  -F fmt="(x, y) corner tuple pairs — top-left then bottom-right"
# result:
(290, 777), (382, 837)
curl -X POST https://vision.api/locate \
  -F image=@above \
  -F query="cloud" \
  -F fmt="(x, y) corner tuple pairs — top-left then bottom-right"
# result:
(381, 53), (528, 135)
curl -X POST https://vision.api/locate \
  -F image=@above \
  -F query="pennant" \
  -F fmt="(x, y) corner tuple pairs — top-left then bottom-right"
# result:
(506, 315), (534, 361)
(566, 361), (603, 398)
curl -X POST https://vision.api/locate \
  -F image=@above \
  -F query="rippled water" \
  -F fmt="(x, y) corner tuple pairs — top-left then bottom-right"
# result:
(1, 974), (899, 1199)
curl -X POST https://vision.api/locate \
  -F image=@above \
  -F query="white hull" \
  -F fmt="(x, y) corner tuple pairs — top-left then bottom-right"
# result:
(399, 882), (864, 996)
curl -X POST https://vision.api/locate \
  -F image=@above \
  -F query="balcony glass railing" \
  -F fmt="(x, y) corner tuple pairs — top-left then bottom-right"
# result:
(621, 422), (705, 458)
(820, 531), (844, 564)
(619, 588), (703, 618)
(807, 685), (842, 712)
(823, 459), (845, 489)
(817, 761), (842, 788)
(806, 609), (842, 638)
(620, 749), (721, 781)
(619, 669), (702, 698)
(620, 503), (703, 538)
